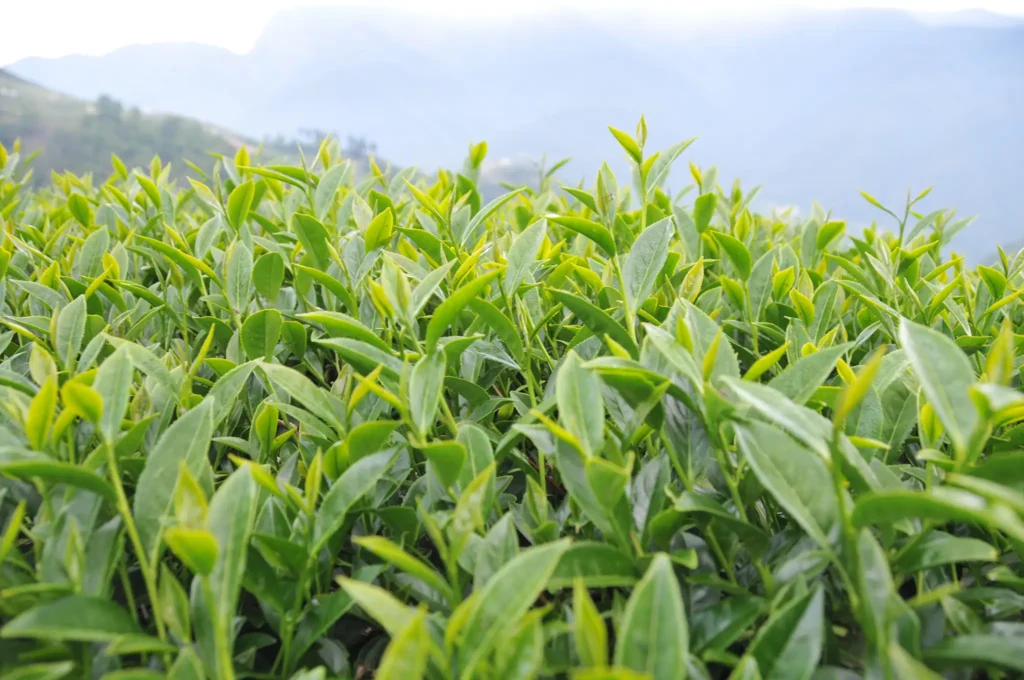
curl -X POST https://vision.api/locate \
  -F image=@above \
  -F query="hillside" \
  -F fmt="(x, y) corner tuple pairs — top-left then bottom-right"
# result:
(0, 69), (543, 196)
(0, 69), (250, 184)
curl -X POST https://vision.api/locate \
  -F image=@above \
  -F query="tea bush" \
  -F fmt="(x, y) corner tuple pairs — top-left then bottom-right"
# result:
(0, 121), (1022, 679)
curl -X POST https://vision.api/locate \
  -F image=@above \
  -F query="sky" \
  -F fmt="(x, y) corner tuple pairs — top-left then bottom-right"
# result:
(3, 0), (1023, 66)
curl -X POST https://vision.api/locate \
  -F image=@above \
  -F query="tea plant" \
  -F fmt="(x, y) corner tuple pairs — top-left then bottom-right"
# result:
(0, 121), (1022, 680)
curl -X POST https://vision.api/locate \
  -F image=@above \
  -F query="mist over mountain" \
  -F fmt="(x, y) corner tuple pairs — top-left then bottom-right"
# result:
(7, 6), (1024, 260)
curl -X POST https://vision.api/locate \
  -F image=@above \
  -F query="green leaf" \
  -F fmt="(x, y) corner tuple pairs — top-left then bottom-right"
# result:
(54, 296), (87, 368)
(345, 420), (400, 465)
(316, 337), (402, 381)
(624, 217), (673, 307)
(468, 298), (524, 364)
(207, 466), (258, 628)
(226, 180), (255, 230)
(103, 336), (180, 400)
(241, 308), (282, 361)
(748, 587), (824, 680)
(226, 240), (254, 312)
(0, 449), (116, 503)
(856, 528), (895, 653)
(376, 609), (430, 680)
(299, 310), (389, 351)
(923, 635), (1024, 672)
(733, 420), (839, 551)
(504, 219), (547, 295)
(92, 346), (133, 443)
(365, 208), (395, 252)
(25, 377), (56, 450)
(898, 318), (977, 453)
(0, 661), (76, 680)
(294, 263), (358, 313)
(891, 531), (998, 573)
(135, 234), (216, 286)
(287, 590), (353, 667)
(253, 251), (286, 301)
(425, 268), (503, 353)
(68, 193), (93, 227)
(614, 554), (689, 679)
(816, 221), (846, 250)
(585, 457), (628, 508)
(890, 643), (942, 680)
(608, 126), (643, 163)
(314, 162), (349, 221)
(421, 440), (466, 489)
(134, 398), (216, 561)
(164, 527), (218, 576)
(547, 541), (638, 590)
(354, 535), (452, 600)
(0, 595), (141, 642)
(408, 349), (446, 439)
(411, 259), (457, 316)
(462, 187), (524, 248)
(313, 450), (395, 553)
(645, 138), (697, 195)
(205, 360), (257, 427)
(665, 492), (772, 558)
(459, 540), (571, 676)
(337, 577), (417, 637)
(644, 324), (703, 389)
(711, 231), (752, 280)
(693, 193), (717, 233)
(574, 579), (608, 667)
(259, 362), (344, 434)
(769, 343), (851, 405)
(548, 215), (617, 256)
(292, 213), (331, 270)
(852, 488), (1024, 542)
(557, 351), (605, 457)
(691, 596), (765, 654)
(473, 513), (519, 589)
(550, 288), (638, 358)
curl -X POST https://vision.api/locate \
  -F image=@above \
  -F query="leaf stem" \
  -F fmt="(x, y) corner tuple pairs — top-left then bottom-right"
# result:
(611, 255), (637, 344)
(102, 437), (169, 654)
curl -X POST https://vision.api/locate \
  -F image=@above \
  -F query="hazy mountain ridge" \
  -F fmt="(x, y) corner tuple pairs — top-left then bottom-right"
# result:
(0, 67), (249, 184)
(7, 6), (1024, 259)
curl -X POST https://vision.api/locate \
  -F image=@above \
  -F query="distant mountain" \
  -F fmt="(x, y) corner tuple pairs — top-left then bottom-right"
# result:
(7, 6), (1024, 260)
(0, 69), (533, 196)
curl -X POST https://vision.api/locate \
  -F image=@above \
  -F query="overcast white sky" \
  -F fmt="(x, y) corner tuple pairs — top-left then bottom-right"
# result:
(3, 0), (1023, 65)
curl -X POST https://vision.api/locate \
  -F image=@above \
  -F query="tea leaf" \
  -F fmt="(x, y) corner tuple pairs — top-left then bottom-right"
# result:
(459, 540), (571, 676)
(0, 596), (141, 642)
(425, 268), (503, 352)
(898, 318), (978, 454)
(242, 309), (282, 361)
(624, 217), (673, 307)
(134, 398), (216, 561)
(748, 587), (825, 680)
(557, 351), (605, 457)
(408, 349), (446, 440)
(614, 554), (689, 678)
(313, 450), (395, 552)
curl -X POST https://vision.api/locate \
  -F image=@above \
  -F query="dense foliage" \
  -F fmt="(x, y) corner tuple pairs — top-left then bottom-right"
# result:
(0, 120), (1022, 680)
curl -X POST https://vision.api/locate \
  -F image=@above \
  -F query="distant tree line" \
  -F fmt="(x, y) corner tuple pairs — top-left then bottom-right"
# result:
(1, 89), (382, 186)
